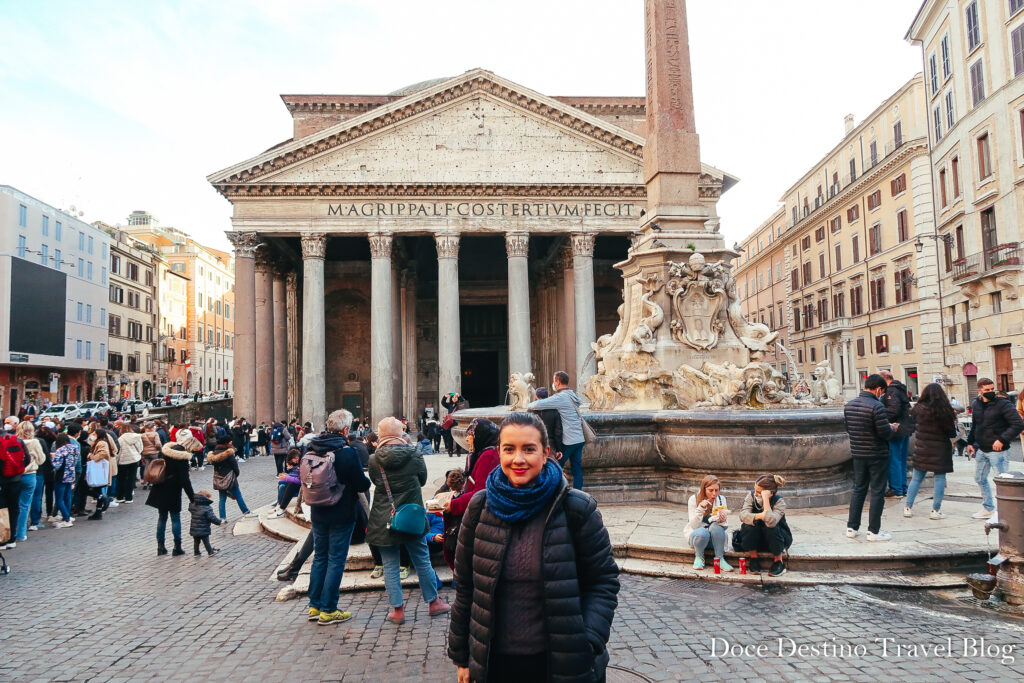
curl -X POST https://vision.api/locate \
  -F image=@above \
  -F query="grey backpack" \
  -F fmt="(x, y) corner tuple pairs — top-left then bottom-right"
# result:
(299, 451), (344, 507)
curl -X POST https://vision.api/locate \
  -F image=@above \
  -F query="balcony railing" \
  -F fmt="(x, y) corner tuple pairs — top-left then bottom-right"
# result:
(821, 316), (853, 334)
(951, 254), (982, 281)
(952, 245), (1020, 282)
(985, 243), (1020, 269)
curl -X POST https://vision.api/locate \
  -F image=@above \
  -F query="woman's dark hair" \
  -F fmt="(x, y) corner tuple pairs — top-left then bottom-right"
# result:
(94, 427), (108, 443)
(755, 473), (785, 494)
(498, 412), (549, 451)
(55, 433), (70, 447)
(467, 418), (500, 473)
(121, 422), (135, 434)
(913, 382), (956, 427)
(286, 447), (301, 466)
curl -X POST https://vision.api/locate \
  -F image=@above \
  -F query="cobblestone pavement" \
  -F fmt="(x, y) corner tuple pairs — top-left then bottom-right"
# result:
(2, 454), (1023, 682)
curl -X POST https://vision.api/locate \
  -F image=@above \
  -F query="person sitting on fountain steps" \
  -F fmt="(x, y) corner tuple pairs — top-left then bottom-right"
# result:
(684, 475), (732, 571)
(736, 474), (792, 577)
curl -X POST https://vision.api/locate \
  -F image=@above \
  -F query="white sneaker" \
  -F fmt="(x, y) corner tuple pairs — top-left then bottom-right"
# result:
(866, 531), (892, 542)
(845, 528), (859, 539)
(122, 499), (133, 504)
(47, 515), (60, 523)
(200, 466), (206, 471)
(903, 507), (912, 518)
(929, 510), (946, 520)
(28, 525), (38, 531)
(108, 501), (119, 508)
(268, 510), (285, 519)
(56, 521), (73, 529)
(972, 509), (992, 520)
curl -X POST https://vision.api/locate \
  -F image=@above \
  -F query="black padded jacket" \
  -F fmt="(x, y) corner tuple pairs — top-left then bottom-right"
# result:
(843, 391), (898, 458)
(447, 482), (620, 683)
(968, 397), (1024, 452)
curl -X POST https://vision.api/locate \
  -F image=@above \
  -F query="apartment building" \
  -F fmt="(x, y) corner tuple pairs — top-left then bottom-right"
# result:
(908, 0), (1024, 400)
(734, 76), (944, 397)
(126, 212), (234, 394)
(156, 259), (190, 395)
(96, 223), (159, 400)
(0, 186), (110, 412)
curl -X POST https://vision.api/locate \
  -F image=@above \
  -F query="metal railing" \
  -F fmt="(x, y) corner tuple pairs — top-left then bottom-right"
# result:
(951, 253), (982, 281)
(985, 243), (1020, 269)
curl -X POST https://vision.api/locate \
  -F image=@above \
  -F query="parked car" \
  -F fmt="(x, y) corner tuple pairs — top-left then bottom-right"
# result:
(122, 400), (147, 414)
(167, 394), (190, 406)
(39, 404), (81, 421)
(79, 401), (113, 418)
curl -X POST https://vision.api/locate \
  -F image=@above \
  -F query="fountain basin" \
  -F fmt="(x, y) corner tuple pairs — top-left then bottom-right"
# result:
(453, 406), (853, 509)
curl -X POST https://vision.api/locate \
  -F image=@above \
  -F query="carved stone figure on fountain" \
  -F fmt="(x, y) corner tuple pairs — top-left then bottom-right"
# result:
(630, 275), (664, 354)
(507, 372), (536, 410)
(810, 361), (843, 404)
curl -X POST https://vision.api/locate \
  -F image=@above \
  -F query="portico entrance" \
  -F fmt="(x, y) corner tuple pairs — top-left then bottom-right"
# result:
(460, 305), (508, 408)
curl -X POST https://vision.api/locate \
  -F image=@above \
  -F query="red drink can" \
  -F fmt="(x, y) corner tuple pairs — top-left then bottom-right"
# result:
(713, 558), (721, 574)
(739, 558), (747, 574)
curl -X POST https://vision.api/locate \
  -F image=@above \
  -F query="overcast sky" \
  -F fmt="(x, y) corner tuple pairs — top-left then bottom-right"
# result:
(0, 0), (925, 250)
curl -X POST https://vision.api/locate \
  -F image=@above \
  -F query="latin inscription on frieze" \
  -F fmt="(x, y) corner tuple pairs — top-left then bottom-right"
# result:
(326, 201), (638, 219)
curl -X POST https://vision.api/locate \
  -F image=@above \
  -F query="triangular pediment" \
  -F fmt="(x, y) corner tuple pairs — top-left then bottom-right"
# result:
(207, 69), (646, 191)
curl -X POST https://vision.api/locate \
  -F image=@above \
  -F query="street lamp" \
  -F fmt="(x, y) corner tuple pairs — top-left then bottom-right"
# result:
(915, 233), (955, 253)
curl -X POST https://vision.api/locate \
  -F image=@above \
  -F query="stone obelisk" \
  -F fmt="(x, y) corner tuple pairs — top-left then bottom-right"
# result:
(635, 0), (720, 254)
(584, 0), (758, 410)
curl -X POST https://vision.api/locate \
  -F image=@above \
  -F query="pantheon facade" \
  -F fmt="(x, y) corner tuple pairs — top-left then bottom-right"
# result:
(209, 69), (734, 429)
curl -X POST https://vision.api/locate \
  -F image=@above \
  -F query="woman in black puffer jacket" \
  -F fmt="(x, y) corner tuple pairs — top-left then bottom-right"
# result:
(904, 383), (958, 520)
(447, 412), (619, 683)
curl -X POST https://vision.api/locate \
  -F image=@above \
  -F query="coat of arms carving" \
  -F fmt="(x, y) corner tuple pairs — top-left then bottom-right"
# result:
(665, 252), (728, 351)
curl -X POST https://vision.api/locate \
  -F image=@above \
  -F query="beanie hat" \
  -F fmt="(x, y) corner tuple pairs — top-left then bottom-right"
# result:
(376, 416), (406, 446)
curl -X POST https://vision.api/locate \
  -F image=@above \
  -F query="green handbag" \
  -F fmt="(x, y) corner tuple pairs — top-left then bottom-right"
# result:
(378, 466), (427, 535)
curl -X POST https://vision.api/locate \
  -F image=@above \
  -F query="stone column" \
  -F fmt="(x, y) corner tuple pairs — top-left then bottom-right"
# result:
(301, 233), (327, 431)
(285, 271), (299, 420)
(402, 269), (419, 425)
(436, 233), (461, 405)
(391, 260), (403, 416)
(272, 265), (288, 421)
(558, 251), (576, 382)
(571, 232), (597, 390)
(254, 251), (275, 425)
(369, 232), (394, 424)
(844, 338), (856, 389)
(506, 232), (531, 376)
(226, 232), (258, 422)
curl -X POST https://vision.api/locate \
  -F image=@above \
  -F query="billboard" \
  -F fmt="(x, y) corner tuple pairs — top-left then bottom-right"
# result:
(9, 258), (67, 356)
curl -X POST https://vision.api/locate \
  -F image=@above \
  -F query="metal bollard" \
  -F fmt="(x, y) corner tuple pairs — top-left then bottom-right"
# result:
(988, 471), (1024, 605)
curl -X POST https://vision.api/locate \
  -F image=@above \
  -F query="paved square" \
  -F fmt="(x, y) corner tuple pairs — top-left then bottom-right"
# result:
(2, 454), (1022, 682)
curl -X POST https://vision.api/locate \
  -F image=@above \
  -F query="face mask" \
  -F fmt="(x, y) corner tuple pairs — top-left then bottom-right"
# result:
(983, 391), (997, 401)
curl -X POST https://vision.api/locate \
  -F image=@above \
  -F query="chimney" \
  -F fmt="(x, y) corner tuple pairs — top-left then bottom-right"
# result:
(844, 114), (855, 136)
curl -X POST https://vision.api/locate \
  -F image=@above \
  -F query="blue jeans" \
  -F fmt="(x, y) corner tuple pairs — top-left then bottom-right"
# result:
(561, 442), (585, 490)
(219, 484), (251, 518)
(54, 481), (73, 521)
(30, 471), (45, 526)
(308, 521), (356, 613)
(156, 510), (182, 545)
(380, 536), (439, 608)
(887, 436), (909, 494)
(975, 449), (1010, 511)
(15, 473), (36, 540)
(905, 469), (947, 511)
(689, 524), (727, 558)
(243, 441), (251, 458)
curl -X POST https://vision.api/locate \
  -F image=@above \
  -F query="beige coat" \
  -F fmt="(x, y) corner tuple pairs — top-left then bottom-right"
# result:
(21, 438), (47, 475)
(117, 432), (144, 465)
(89, 437), (117, 486)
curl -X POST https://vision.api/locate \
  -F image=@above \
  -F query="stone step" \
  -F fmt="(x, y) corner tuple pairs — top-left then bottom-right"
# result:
(275, 563), (454, 601)
(618, 557), (968, 588)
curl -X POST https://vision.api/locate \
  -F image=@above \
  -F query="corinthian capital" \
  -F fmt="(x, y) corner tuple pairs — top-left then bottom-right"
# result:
(285, 271), (298, 291)
(254, 247), (276, 272)
(368, 232), (393, 259)
(300, 232), (327, 259)
(505, 232), (529, 258)
(570, 232), (596, 258)
(435, 232), (460, 259)
(226, 231), (259, 258)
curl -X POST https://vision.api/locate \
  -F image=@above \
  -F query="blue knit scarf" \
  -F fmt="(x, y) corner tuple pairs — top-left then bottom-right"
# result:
(485, 458), (563, 524)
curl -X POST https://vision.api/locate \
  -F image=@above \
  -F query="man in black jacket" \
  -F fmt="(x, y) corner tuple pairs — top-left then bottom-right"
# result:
(880, 370), (912, 497)
(844, 374), (899, 541)
(966, 377), (1024, 519)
